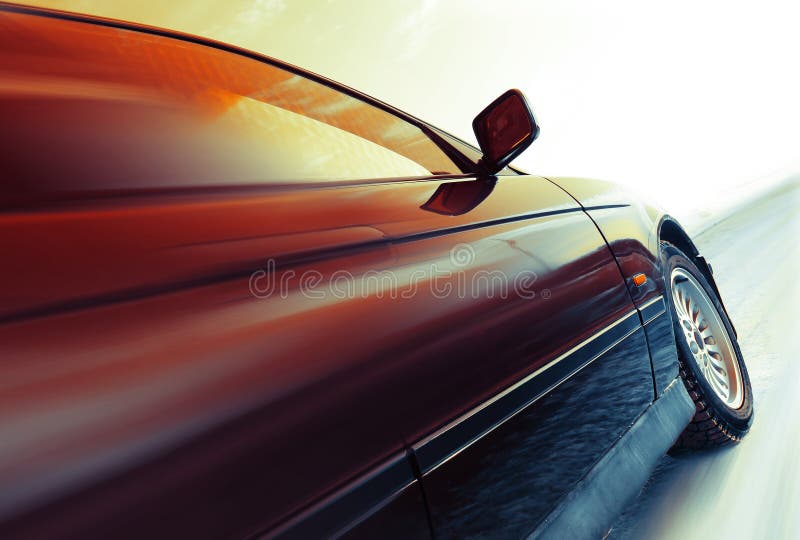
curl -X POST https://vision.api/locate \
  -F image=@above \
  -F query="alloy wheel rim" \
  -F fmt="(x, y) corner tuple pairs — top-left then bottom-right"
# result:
(670, 268), (744, 409)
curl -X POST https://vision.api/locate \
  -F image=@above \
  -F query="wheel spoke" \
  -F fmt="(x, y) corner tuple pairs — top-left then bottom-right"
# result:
(690, 300), (700, 324)
(709, 360), (728, 379)
(675, 287), (688, 316)
(707, 349), (724, 364)
(707, 366), (729, 397)
(674, 289), (688, 318)
(708, 364), (730, 392)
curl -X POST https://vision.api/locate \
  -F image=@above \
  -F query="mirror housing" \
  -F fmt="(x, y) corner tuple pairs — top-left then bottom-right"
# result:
(472, 89), (539, 175)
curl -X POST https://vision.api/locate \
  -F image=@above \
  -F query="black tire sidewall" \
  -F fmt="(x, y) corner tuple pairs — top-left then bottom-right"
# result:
(661, 243), (754, 430)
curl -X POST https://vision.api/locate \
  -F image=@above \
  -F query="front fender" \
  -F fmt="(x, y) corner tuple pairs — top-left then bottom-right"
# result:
(544, 177), (692, 397)
(545, 176), (739, 389)
(543, 176), (667, 307)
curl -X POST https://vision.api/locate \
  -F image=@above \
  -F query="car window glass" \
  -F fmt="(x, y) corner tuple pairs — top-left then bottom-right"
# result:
(0, 12), (461, 196)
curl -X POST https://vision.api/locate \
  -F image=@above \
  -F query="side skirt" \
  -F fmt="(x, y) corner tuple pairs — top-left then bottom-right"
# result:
(527, 377), (694, 540)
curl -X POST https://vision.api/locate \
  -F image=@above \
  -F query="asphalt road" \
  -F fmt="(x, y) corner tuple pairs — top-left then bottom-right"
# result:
(609, 177), (800, 539)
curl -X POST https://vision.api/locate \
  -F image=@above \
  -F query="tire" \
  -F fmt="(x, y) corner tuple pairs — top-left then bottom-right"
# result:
(661, 242), (754, 449)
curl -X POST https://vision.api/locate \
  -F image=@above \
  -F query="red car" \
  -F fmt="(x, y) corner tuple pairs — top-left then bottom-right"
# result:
(0, 3), (753, 539)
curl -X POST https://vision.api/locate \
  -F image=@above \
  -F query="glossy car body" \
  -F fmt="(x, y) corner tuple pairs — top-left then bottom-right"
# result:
(0, 4), (728, 539)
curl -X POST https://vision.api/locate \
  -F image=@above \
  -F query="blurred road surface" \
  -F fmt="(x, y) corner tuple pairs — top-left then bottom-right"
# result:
(610, 177), (800, 539)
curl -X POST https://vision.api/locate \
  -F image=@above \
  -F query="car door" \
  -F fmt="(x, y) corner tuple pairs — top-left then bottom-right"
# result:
(392, 174), (656, 538)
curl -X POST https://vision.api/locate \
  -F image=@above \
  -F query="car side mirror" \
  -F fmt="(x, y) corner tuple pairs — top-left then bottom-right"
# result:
(472, 89), (539, 175)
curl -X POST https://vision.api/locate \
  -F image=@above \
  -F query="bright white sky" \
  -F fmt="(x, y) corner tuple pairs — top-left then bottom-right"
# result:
(27, 0), (800, 217)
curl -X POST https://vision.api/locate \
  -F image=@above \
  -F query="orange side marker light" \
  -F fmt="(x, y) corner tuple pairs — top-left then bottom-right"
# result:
(632, 273), (647, 287)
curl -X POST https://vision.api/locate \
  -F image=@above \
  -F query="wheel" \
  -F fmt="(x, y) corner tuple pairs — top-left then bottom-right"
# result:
(661, 242), (754, 449)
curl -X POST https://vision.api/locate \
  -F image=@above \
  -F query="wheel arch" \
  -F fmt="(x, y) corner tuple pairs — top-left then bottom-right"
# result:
(657, 215), (736, 337)
(658, 214), (698, 252)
